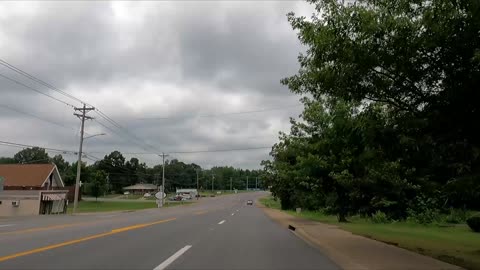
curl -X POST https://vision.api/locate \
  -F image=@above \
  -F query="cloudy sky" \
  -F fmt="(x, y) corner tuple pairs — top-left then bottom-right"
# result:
(0, 1), (312, 169)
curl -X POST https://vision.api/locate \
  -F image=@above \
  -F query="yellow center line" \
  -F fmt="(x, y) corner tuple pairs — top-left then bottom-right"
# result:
(0, 221), (97, 236)
(0, 217), (176, 263)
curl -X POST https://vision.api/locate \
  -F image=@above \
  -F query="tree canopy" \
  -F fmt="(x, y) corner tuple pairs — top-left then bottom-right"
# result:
(265, 0), (480, 221)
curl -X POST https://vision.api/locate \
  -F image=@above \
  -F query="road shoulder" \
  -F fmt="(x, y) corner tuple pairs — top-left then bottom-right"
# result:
(259, 204), (462, 270)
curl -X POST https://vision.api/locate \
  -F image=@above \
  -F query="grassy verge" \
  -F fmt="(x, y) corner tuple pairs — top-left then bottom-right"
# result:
(259, 197), (480, 270)
(100, 194), (123, 198)
(68, 200), (193, 213)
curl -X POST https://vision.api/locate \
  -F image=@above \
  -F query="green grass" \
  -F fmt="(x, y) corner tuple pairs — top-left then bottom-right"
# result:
(100, 194), (123, 198)
(260, 196), (480, 270)
(259, 196), (281, 209)
(118, 194), (144, 200)
(68, 200), (192, 213)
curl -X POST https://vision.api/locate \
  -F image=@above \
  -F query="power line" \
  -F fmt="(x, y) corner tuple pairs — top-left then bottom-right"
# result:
(0, 103), (82, 133)
(0, 140), (78, 155)
(169, 146), (272, 154)
(0, 59), (163, 154)
(136, 104), (303, 120)
(94, 109), (162, 154)
(88, 146), (272, 155)
(0, 72), (75, 108)
(0, 59), (84, 105)
(18, 158), (52, 164)
(93, 118), (160, 153)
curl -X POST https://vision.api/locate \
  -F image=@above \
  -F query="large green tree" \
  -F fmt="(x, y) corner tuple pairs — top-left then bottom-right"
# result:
(264, 0), (480, 221)
(87, 170), (108, 201)
(13, 147), (50, 164)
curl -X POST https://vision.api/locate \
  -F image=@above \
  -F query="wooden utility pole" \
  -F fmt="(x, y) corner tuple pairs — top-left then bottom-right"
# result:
(159, 153), (169, 207)
(72, 104), (94, 214)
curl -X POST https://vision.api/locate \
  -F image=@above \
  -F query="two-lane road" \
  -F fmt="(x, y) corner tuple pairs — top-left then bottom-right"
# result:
(0, 192), (338, 270)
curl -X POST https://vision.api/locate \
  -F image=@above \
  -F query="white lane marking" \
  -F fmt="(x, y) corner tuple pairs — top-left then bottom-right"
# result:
(218, 220), (226, 225)
(0, 224), (14, 228)
(231, 213), (235, 216)
(153, 245), (192, 270)
(236, 209), (239, 212)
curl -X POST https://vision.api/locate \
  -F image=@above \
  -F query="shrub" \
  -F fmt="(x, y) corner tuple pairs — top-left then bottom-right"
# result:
(371, 210), (390, 223)
(444, 208), (468, 224)
(407, 207), (441, 224)
(466, 216), (480, 232)
(407, 195), (441, 224)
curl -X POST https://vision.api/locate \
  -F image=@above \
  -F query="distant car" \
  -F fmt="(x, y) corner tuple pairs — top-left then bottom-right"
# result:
(247, 200), (253, 205)
(143, 192), (151, 198)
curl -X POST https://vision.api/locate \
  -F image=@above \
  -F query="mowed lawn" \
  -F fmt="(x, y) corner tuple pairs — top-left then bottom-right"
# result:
(259, 197), (480, 270)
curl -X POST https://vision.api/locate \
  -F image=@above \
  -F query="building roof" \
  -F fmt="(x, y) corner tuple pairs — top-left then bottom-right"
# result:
(0, 164), (57, 187)
(123, 183), (158, 190)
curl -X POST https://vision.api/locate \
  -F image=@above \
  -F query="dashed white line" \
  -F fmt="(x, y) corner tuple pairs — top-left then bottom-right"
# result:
(153, 245), (192, 270)
(236, 209), (239, 212)
(0, 224), (14, 228)
(231, 213), (235, 216)
(218, 220), (226, 225)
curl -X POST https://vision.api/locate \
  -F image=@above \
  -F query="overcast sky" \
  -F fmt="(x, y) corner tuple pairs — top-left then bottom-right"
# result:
(0, 1), (312, 169)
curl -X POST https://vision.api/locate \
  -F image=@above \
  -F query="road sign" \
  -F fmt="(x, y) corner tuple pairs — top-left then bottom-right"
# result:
(155, 192), (166, 199)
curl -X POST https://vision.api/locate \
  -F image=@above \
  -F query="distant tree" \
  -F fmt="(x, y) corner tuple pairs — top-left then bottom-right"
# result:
(0, 157), (16, 164)
(13, 147), (50, 164)
(89, 170), (107, 201)
(51, 154), (70, 182)
(95, 151), (127, 193)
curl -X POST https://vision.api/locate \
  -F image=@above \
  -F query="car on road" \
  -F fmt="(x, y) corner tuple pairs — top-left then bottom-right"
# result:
(246, 200), (253, 205)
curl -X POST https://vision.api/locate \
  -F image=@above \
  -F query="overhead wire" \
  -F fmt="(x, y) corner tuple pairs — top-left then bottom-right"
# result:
(0, 58), (161, 154)
(0, 59), (84, 105)
(0, 140), (78, 155)
(0, 73), (75, 108)
(0, 59), (286, 159)
(136, 104), (303, 120)
(87, 146), (272, 155)
(0, 103), (90, 135)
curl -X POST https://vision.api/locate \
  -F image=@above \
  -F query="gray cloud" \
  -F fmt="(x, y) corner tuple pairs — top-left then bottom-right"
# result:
(0, 1), (311, 168)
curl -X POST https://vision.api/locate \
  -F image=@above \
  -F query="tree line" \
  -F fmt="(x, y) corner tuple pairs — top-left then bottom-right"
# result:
(0, 147), (263, 196)
(263, 0), (480, 222)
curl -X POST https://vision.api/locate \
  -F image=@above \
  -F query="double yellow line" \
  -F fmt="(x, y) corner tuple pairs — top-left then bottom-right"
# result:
(0, 218), (176, 263)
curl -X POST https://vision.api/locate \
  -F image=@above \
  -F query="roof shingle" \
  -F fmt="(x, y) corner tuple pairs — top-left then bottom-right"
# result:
(0, 164), (55, 187)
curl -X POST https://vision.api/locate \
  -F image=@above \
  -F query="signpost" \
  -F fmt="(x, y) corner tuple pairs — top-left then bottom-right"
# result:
(155, 191), (166, 208)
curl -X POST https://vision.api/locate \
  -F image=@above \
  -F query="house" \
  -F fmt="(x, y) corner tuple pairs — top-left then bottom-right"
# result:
(123, 183), (159, 195)
(0, 164), (64, 190)
(0, 164), (69, 217)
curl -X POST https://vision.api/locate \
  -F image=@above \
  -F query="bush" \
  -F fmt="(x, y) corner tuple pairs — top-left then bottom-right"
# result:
(407, 195), (441, 224)
(407, 207), (441, 224)
(371, 210), (390, 223)
(466, 216), (480, 232)
(444, 208), (468, 224)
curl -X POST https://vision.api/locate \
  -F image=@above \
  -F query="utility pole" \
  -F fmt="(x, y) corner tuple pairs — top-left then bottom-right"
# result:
(159, 153), (169, 207)
(211, 174), (215, 192)
(256, 177), (258, 190)
(196, 169), (199, 200)
(230, 177), (233, 192)
(246, 176), (249, 191)
(105, 174), (110, 196)
(72, 104), (94, 214)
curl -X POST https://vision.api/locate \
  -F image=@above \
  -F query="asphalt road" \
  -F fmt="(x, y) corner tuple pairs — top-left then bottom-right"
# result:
(0, 192), (338, 270)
